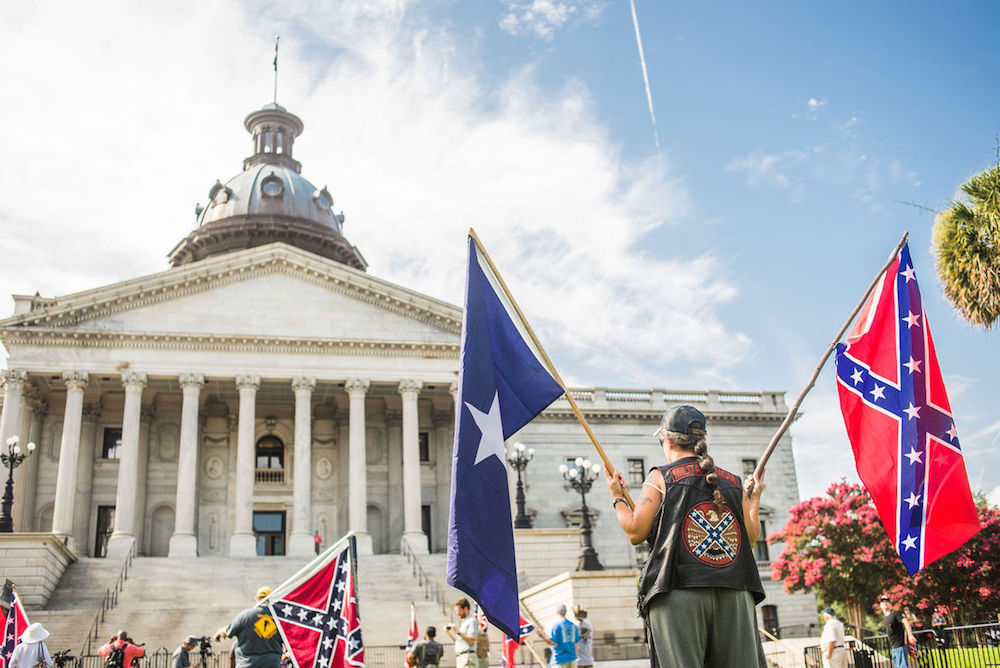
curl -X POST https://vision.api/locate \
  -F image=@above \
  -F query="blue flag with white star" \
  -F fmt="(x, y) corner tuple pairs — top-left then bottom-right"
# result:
(446, 234), (564, 639)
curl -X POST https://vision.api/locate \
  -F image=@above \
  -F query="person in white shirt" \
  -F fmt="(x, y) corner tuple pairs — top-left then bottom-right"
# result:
(9, 623), (53, 668)
(572, 606), (593, 668)
(820, 608), (848, 668)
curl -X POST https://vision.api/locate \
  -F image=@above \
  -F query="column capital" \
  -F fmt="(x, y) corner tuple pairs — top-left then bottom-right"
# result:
(1, 369), (28, 389)
(398, 379), (423, 397)
(82, 403), (102, 424)
(292, 376), (317, 393)
(179, 373), (206, 390)
(62, 371), (89, 391)
(345, 378), (370, 397)
(235, 375), (260, 391)
(25, 397), (48, 416)
(121, 371), (148, 392)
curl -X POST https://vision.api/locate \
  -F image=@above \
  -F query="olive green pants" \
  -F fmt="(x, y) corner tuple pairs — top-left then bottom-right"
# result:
(645, 588), (767, 668)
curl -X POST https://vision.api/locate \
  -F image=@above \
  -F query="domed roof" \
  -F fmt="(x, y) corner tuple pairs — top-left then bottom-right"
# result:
(168, 104), (366, 270)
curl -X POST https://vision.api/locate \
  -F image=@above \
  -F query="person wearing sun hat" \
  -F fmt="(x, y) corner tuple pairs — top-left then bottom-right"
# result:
(9, 622), (53, 668)
(215, 586), (284, 668)
(603, 404), (767, 668)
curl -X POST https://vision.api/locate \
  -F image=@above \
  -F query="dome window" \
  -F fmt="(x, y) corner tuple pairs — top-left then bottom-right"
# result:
(314, 187), (333, 211)
(261, 173), (284, 198)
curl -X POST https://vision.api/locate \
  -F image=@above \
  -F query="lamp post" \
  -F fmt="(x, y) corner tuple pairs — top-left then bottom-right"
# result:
(0, 435), (35, 533)
(507, 441), (535, 529)
(559, 457), (604, 571)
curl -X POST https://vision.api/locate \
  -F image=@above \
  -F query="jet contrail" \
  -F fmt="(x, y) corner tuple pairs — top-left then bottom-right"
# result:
(629, 0), (660, 151)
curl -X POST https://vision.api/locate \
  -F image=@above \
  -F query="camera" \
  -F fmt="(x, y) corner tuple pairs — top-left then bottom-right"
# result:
(445, 624), (454, 631)
(196, 636), (213, 658)
(53, 650), (75, 668)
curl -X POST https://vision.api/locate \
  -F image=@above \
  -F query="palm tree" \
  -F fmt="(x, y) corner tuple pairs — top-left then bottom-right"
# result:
(931, 164), (1000, 328)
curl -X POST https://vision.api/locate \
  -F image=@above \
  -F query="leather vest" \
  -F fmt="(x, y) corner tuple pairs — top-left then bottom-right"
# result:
(637, 457), (765, 614)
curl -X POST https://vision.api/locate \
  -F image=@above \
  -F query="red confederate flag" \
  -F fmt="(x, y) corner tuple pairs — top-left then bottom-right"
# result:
(404, 602), (418, 667)
(266, 536), (364, 668)
(834, 242), (981, 575)
(1, 588), (30, 668)
(501, 617), (534, 668)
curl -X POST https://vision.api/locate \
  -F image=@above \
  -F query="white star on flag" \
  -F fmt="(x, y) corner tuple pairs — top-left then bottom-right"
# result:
(902, 534), (917, 550)
(850, 368), (864, 385)
(465, 391), (507, 466)
(870, 384), (886, 401)
(903, 402), (920, 420)
(946, 423), (958, 441)
(900, 265), (916, 282)
(905, 492), (921, 509)
(904, 447), (923, 465)
(902, 311), (921, 329)
(903, 356), (922, 375)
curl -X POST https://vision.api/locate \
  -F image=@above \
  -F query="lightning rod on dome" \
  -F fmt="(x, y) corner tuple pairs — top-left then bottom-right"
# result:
(273, 35), (280, 104)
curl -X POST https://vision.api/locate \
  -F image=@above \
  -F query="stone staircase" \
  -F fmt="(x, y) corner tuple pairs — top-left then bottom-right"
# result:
(28, 552), (458, 654)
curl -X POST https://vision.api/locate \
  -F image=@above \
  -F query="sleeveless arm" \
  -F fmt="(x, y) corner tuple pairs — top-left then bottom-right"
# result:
(742, 469), (763, 545)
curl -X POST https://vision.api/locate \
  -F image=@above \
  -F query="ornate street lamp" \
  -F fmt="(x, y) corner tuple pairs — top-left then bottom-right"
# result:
(559, 457), (604, 571)
(0, 435), (36, 533)
(507, 441), (535, 529)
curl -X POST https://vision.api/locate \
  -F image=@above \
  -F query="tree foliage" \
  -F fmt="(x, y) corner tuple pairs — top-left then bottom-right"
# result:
(769, 482), (1000, 632)
(932, 163), (1000, 328)
(769, 482), (905, 632)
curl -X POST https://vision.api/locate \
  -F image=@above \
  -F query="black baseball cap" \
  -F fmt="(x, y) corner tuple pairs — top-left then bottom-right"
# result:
(653, 405), (706, 437)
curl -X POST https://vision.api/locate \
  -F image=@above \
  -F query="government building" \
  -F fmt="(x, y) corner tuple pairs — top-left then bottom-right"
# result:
(0, 101), (816, 640)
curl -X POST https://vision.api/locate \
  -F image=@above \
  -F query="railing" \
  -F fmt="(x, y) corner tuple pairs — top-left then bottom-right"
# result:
(399, 539), (451, 617)
(255, 468), (285, 483)
(81, 542), (137, 655)
(75, 649), (232, 668)
(803, 623), (1000, 668)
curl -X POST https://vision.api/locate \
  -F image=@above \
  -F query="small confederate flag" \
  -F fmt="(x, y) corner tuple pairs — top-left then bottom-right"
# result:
(501, 617), (534, 668)
(404, 602), (418, 666)
(1, 587), (30, 668)
(835, 243), (981, 574)
(266, 536), (364, 668)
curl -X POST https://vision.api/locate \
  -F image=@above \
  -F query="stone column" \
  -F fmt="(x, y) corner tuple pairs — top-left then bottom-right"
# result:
(399, 380), (426, 553)
(289, 376), (316, 557)
(72, 403), (100, 553)
(230, 375), (259, 557)
(134, 406), (154, 554)
(14, 395), (46, 531)
(107, 372), (146, 557)
(345, 378), (372, 555)
(433, 409), (453, 554)
(11, 383), (37, 532)
(0, 370), (27, 453)
(170, 374), (204, 557)
(52, 371), (88, 550)
(385, 410), (403, 545)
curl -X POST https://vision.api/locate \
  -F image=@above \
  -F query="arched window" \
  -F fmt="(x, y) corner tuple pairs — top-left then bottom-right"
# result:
(256, 435), (284, 483)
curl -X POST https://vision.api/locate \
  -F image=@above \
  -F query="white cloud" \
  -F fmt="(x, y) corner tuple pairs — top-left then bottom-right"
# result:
(0, 0), (748, 386)
(790, 388), (860, 499)
(726, 150), (810, 192)
(987, 486), (1000, 508)
(807, 97), (827, 113)
(499, 0), (604, 40)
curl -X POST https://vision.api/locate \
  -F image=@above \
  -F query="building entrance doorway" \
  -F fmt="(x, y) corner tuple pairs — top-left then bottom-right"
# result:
(254, 511), (286, 556)
(95, 505), (115, 558)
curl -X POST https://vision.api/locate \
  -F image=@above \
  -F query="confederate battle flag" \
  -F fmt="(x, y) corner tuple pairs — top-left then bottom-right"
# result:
(501, 617), (534, 668)
(834, 243), (981, 575)
(1, 587), (29, 668)
(266, 536), (364, 668)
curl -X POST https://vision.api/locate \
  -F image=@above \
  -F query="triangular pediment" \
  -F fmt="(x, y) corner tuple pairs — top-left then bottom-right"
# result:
(1, 243), (462, 350)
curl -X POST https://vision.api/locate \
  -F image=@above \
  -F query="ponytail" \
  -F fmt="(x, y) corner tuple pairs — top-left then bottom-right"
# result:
(664, 428), (726, 512)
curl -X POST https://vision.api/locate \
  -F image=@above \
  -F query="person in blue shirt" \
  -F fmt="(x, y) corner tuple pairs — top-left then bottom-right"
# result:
(535, 604), (582, 668)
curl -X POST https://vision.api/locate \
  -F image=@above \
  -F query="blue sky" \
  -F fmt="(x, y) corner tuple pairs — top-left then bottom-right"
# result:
(0, 1), (997, 504)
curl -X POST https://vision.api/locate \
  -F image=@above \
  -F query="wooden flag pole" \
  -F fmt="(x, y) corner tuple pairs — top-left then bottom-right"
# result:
(750, 231), (910, 491)
(467, 228), (635, 509)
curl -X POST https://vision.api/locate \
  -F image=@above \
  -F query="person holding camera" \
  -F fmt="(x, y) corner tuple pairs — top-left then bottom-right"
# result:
(443, 598), (478, 668)
(98, 631), (145, 668)
(172, 636), (202, 668)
